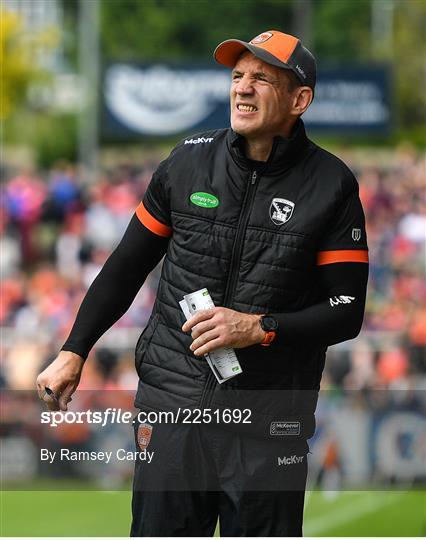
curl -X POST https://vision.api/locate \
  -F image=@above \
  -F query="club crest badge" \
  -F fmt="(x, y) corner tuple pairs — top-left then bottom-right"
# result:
(250, 32), (273, 45)
(352, 228), (361, 241)
(137, 423), (153, 451)
(269, 198), (295, 226)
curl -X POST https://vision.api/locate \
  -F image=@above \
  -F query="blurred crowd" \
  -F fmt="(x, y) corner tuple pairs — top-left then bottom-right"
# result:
(324, 146), (426, 392)
(1, 156), (163, 392)
(1, 146), (425, 394)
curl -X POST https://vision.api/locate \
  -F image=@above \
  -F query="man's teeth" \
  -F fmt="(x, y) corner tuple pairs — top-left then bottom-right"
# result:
(238, 104), (257, 112)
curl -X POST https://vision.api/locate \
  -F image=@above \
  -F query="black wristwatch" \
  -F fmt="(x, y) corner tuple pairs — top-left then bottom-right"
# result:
(259, 315), (278, 346)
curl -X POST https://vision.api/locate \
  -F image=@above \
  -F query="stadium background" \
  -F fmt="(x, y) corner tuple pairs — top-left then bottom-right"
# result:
(1, 0), (425, 536)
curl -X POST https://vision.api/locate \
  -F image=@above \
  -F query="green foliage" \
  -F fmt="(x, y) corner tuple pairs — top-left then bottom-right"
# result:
(33, 113), (78, 168)
(5, 111), (78, 168)
(1, 9), (58, 119)
(392, 0), (426, 128)
(313, 0), (372, 61)
(100, 0), (293, 61)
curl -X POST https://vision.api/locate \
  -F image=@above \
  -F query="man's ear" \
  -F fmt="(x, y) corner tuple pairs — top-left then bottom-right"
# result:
(292, 87), (313, 116)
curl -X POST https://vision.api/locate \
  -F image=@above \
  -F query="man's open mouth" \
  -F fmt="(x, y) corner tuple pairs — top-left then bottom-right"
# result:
(237, 104), (258, 112)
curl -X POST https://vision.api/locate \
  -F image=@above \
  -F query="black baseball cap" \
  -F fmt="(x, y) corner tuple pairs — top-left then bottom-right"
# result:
(214, 30), (316, 89)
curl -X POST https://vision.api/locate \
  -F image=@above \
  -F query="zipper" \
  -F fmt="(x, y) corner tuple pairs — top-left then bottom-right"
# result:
(199, 169), (260, 409)
(222, 170), (258, 308)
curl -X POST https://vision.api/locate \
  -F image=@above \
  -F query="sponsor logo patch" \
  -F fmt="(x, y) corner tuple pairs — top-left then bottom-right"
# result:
(270, 421), (301, 436)
(352, 228), (361, 241)
(278, 454), (304, 466)
(137, 423), (153, 450)
(250, 32), (273, 44)
(190, 192), (219, 208)
(269, 198), (295, 225)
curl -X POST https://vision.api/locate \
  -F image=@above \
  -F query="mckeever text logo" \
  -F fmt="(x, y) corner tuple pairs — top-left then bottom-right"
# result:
(184, 137), (213, 145)
(277, 454), (304, 466)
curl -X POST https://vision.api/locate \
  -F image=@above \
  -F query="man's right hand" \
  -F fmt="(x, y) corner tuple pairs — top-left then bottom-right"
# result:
(36, 351), (85, 412)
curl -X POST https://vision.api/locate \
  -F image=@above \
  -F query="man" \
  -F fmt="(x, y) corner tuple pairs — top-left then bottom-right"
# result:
(37, 30), (368, 536)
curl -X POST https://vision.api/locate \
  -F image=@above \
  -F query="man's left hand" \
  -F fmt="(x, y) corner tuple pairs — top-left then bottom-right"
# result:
(182, 307), (264, 356)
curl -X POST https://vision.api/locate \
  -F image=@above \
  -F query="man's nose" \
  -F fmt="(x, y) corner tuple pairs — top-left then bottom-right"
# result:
(235, 75), (254, 95)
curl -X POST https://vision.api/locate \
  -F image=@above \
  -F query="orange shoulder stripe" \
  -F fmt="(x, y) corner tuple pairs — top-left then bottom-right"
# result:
(317, 249), (369, 265)
(136, 202), (172, 238)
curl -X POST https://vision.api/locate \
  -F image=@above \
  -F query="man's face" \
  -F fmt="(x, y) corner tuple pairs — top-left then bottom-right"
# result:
(230, 52), (296, 140)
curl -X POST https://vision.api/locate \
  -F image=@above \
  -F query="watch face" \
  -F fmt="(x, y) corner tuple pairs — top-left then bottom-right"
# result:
(261, 315), (278, 332)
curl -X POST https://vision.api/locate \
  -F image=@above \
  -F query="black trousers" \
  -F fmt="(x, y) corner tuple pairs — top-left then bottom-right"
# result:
(130, 419), (308, 537)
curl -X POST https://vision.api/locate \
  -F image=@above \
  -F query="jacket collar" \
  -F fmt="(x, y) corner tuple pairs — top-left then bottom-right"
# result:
(227, 118), (310, 173)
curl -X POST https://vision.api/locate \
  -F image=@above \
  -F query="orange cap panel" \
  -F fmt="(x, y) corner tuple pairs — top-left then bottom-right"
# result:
(250, 30), (299, 63)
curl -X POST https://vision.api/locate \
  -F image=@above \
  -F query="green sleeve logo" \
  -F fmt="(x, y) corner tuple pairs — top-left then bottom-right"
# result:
(190, 192), (219, 208)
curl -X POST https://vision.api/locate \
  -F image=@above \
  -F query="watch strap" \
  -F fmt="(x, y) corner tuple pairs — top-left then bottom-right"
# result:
(261, 330), (276, 346)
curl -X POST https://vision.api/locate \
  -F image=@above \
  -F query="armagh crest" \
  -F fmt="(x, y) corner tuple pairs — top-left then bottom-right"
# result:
(269, 198), (295, 225)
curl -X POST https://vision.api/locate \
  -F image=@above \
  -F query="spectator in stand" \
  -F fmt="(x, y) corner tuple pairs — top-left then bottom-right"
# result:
(44, 161), (82, 223)
(4, 168), (47, 263)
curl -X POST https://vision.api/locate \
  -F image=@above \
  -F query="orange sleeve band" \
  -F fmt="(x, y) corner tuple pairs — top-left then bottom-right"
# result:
(136, 202), (172, 238)
(317, 249), (369, 265)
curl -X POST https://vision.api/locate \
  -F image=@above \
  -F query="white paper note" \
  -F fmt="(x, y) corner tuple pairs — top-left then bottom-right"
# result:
(180, 288), (242, 383)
